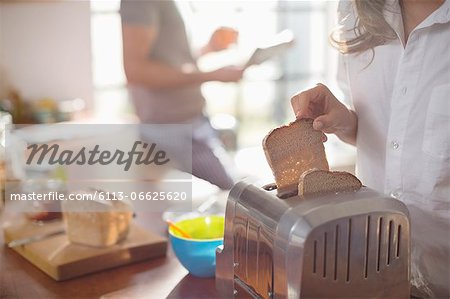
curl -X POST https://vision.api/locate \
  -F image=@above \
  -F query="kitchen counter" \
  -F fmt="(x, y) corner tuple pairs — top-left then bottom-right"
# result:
(0, 210), (219, 299)
(0, 122), (231, 298)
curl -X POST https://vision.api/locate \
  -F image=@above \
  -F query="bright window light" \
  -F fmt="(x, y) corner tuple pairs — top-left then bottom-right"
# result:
(89, 1), (354, 173)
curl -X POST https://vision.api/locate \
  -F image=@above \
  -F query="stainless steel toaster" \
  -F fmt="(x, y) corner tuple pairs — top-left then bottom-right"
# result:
(216, 181), (410, 299)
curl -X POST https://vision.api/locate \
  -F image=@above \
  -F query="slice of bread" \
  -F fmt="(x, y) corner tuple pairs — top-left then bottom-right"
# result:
(298, 169), (362, 198)
(263, 118), (329, 196)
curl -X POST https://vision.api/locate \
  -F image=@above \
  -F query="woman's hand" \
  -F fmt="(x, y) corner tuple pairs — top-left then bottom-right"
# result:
(290, 83), (358, 145)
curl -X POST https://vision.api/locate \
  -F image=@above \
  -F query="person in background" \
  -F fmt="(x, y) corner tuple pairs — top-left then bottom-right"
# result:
(120, 0), (243, 190)
(291, 0), (449, 297)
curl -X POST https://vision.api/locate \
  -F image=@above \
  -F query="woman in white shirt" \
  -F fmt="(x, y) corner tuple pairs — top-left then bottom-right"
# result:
(291, 0), (449, 298)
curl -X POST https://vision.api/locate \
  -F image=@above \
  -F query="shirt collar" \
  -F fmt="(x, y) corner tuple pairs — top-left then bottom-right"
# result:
(384, 0), (450, 43)
(415, 0), (450, 29)
(384, 0), (405, 44)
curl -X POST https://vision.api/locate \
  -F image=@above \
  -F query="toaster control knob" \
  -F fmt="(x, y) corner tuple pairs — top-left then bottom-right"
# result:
(233, 289), (238, 296)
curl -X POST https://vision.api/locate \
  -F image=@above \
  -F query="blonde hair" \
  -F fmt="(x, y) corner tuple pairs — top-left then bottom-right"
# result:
(330, 0), (397, 54)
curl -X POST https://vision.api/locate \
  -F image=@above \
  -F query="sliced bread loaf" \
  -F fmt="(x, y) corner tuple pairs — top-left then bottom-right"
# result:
(263, 118), (329, 196)
(298, 169), (362, 198)
(62, 191), (133, 247)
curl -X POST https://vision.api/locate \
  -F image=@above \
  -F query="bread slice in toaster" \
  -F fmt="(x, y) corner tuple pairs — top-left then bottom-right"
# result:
(263, 118), (329, 196)
(298, 169), (362, 198)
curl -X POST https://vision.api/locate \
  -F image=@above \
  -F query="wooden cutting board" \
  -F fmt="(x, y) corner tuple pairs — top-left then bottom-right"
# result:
(3, 218), (167, 281)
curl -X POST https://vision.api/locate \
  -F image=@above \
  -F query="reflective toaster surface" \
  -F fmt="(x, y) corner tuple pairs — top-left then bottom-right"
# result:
(216, 181), (410, 299)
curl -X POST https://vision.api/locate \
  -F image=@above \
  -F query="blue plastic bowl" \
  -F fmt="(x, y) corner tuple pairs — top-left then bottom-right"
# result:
(169, 215), (224, 278)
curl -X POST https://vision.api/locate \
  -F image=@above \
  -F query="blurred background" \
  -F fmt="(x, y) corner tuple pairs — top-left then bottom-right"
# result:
(0, 0), (355, 178)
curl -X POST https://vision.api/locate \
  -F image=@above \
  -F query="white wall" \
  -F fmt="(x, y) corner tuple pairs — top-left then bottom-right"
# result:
(0, 1), (93, 104)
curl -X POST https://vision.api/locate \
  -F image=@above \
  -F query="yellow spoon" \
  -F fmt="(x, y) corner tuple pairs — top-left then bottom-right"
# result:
(166, 219), (192, 239)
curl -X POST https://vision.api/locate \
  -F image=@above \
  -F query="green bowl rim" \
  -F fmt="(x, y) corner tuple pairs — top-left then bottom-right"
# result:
(168, 215), (224, 242)
(168, 229), (224, 242)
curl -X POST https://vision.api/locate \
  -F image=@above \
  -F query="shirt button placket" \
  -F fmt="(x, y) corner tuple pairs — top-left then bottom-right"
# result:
(385, 87), (407, 194)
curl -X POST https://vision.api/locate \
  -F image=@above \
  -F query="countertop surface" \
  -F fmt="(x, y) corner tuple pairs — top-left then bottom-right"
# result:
(0, 125), (230, 299)
(0, 210), (220, 299)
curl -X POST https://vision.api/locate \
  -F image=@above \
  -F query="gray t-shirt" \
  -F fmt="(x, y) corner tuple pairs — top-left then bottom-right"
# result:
(120, 0), (205, 123)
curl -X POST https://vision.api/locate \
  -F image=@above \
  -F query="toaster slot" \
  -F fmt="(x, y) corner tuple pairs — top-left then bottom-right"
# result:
(364, 216), (370, 278)
(261, 183), (298, 199)
(262, 183), (277, 191)
(396, 224), (402, 258)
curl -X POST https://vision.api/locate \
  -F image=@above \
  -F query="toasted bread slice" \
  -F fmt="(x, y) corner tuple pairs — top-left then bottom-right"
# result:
(263, 118), (329, 196)
(298, 169), (362, 198)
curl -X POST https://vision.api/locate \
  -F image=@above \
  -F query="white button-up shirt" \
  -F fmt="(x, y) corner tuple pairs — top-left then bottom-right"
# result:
(337, 1), (450, 297)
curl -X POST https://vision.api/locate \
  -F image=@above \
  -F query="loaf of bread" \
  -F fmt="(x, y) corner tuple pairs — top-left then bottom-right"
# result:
(62, 192), (133, 247)
(298, 169), (362, 198)
(263, 118), (329, 196)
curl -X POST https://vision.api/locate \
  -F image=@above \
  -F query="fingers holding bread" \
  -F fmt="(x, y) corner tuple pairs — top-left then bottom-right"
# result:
(290, 83), (330, 120)
(291, 83), (358, 144)
(291, 83), (344, 136)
